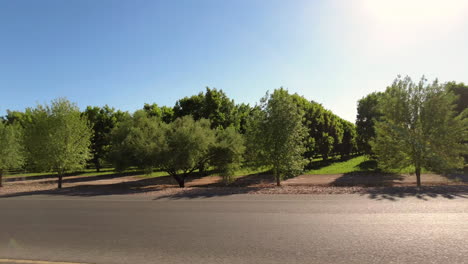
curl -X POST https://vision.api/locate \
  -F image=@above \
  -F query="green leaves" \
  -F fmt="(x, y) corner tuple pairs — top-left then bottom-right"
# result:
(23, 98), (92, 187)
(372, 76), (467, 185)
(291, 94), (349, 160)
(356, 92), (384, 155)
(109, 113), (245, 187)
(159, 116), (215, 176)
(0, 122), (24, 183)
(108, 110), (165, 172)
(246, 88), (308, 185)
(83, 105), (119, 171)
(211, 126), (245, 184)
(173, 87), (242, 130)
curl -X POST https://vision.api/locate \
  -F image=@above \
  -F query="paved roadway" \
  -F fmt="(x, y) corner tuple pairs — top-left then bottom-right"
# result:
(0, 194), (467, 264)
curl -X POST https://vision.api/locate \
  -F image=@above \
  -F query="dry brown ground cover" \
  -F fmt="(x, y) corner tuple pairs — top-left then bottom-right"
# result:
(1, 170), (467, 200)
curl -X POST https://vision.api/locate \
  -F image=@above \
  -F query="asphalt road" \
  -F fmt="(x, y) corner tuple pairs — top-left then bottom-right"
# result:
(0, 194), (467, 264)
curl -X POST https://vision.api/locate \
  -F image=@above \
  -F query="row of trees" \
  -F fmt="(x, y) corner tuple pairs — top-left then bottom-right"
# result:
(2, 77), (464, 188)
(108, 112), (244, 187)
(138, 88), (357, 160)
(357, 77), (467, 186)
(1, 88), (355, 188)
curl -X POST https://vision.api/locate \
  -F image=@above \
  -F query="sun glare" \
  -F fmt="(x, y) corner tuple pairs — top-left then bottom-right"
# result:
(361, 0), (468, 26)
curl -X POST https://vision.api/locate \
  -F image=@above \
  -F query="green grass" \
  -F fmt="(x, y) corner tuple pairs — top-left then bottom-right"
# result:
(305, 156), (371, 174)
(5, 156), (439, 180)
(137, 170), (169, 178)
(230, 167), (266, 176)
(304, 155), (430, 175)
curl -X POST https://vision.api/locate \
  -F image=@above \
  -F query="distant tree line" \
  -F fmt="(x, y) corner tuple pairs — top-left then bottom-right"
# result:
(0, 87), (357, 188)
(1, 79), (466, 188)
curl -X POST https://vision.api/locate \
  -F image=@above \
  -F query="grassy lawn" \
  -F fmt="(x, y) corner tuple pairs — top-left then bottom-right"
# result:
(5, 156), (443, 181)
(305, 156), (372, 174)
(305, 155), (431, 175)
(232, 167), (268, 176)
(137, 170), (169, 178)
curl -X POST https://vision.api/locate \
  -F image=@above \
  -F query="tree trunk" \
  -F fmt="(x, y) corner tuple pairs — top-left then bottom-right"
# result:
(0, 170), (3, 188)
(274, 168), (281, 186)
(198, 163), (206, 176)
(172, 175), (185, 188)
(58, 173), (63, 189)
(96, 162), (101, 173)
(178, 181), (185, 188)
(415, 166), (421, 187)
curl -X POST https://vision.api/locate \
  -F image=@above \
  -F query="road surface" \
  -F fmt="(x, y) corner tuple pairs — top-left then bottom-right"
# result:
(0, 194), (467, 264)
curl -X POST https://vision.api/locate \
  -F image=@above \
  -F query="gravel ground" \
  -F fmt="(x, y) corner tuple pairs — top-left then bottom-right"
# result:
(2, 180), (467, 200)
(1, 170), (467, 199)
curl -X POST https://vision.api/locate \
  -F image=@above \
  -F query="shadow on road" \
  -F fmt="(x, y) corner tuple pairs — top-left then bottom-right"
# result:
(362, 185), (468, 201)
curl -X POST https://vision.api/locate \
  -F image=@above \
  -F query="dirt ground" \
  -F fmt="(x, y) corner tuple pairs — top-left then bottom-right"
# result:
(1, 170), (467, 198)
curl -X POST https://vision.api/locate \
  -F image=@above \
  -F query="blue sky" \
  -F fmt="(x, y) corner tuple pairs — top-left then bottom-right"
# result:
(1, 0), (467, 121)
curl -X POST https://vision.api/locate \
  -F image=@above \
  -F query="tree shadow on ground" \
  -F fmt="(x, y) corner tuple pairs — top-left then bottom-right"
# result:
(362, 185), (468, 201)
(0, 171), (221, 198)
(60, 170), (147, 184)
(0, 182), (167, 198)
(5, 171), (86, 182)
(331, 172), (404, 187)
(305, 159), (337, 171)
(211, 171), (273, 187)
(356, 160), (379, 171)
(4, 168), (116, 183)
(5, 171), (146, 186)
(440, 171), (468, 183)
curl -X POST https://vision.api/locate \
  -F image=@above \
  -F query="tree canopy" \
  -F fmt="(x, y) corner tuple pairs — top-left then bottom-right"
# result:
(291, 93), (353, 161)
(109, 113), (245, 187)
(356, 92), (384, 155)
(174, 87), (240, 130)
(83, 105), (121, 172)
(210, 126), (245, 184)
(445, 82), (468, 115)
(0, 122), (24, 187)
(23, 98), (92, 188)
(109, 110), (165, 173)
(372, 76), (467, 186)
(158, 116), (216, 187)
(246, 88), (308, 186)
(2, 79), (464, 189)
